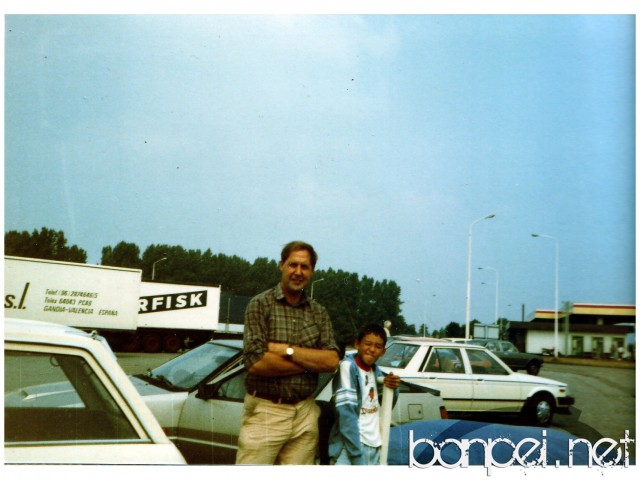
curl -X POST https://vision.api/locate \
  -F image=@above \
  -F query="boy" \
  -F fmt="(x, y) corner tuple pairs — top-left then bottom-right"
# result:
(328, 323), (401, 465)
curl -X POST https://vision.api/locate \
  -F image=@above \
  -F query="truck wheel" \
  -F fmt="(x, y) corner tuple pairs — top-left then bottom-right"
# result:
(142, 333), (162, 353)
(163, 334), (182, 353)
(527, 362), (541, 376)
(119, 333), (141, 352)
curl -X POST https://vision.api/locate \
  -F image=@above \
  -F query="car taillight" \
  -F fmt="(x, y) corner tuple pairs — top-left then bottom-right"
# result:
(440, 405), (448, 419)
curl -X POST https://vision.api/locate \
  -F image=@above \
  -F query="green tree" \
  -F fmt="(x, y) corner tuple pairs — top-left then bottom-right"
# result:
(101, 242), (142, 268)
(5, 227), (87, 262)
(443, 321), (465, 338)
(97, 240), (409, 342)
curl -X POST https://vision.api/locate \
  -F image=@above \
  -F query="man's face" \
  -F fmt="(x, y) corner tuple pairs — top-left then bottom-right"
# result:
(279, 249), (314, 296)
(355, 333), (386, 367)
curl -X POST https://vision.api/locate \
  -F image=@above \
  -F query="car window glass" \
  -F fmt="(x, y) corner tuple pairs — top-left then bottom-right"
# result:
(148, 342), (240, 390)
(423, 348), (464, 374)
(378, 343), (419, 368)
(5, 350), (139, 443)
(215, 371), (246, 400)
(502, 342), (518, 353)
(466, 349), (509, 375)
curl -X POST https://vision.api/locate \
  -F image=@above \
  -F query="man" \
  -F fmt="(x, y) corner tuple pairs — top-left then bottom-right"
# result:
(236, 241), (340, 465)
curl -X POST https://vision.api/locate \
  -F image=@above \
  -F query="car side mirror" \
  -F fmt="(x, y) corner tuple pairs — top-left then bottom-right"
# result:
(196, 383), (218, 400)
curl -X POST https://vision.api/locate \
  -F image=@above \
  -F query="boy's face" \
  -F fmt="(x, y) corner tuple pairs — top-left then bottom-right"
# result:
(355, 332), (386, 366)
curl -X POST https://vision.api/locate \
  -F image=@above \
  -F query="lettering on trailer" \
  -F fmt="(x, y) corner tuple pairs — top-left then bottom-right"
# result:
(139, 290), (208, 314)
(4, 282), (30, 310)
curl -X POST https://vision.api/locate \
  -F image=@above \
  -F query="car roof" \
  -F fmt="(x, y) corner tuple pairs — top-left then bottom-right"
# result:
(4, 317), (101, 347)
(389, 337), (489, 350)
(391, 336), (452, 343)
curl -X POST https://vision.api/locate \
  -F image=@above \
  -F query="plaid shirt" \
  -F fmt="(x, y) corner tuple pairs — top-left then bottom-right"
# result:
(243, 283), (338, 402)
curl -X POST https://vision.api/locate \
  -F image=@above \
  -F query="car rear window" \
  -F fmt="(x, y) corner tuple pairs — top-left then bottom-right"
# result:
(378, 343), (420, 369)
(5, 349), (139, 444)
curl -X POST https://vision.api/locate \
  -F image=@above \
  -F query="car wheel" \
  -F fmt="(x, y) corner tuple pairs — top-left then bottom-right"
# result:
(527, 362), (541, 376)
(527, 393), (554, 426)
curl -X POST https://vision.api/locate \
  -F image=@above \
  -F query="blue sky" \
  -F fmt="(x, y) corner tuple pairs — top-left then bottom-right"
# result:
(4, 13), (635, 332)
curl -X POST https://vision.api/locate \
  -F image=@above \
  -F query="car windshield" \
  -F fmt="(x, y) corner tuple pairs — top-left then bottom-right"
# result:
(140, 341), (242, 390)
(378, 343), (420, 368)
(502, 342), (519, 353)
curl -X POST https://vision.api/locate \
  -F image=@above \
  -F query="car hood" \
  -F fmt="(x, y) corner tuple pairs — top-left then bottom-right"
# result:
(388, 419), (624, 466)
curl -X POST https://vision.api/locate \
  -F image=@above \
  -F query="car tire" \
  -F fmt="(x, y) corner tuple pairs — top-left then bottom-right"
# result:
(526, 362), (541, 376)
(527, 392), (554, 426)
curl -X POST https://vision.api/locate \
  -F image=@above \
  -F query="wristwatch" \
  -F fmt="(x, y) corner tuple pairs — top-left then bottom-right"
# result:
(286, 346), (294, 358)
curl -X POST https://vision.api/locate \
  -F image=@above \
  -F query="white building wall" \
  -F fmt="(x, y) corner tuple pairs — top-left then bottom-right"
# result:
(525, 331), (557, 355)
(523, 329), (630, 357)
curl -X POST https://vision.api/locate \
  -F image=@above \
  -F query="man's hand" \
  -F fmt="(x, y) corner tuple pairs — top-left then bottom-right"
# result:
(383, 372), (401, 389)
(267, 342), (339, 373)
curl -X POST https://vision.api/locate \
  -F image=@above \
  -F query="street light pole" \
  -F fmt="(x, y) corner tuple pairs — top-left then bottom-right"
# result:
(465, 213), (496, 339)
(479, 266), (499, 322)
(310, 278), (325, 299)
(532, 234), (559, 358)
(423, 294), (436, 337)
(151, 257), (167, 281)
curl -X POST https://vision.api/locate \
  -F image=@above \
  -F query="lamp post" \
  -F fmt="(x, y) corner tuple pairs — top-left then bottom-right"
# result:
(465, 213), (496, 339)
(479, 266), (499, 323)
(310, 278), (325, 299)
(423, 294), (436, 337)
(532, 233), (559, 358)
(151, 257), (167, 281)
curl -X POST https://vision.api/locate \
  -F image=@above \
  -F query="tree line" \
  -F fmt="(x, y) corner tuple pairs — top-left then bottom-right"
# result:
(6, 227), (487, 346)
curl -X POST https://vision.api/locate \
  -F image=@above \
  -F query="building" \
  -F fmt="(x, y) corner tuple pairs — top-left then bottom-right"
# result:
(507, 303), (635, 359)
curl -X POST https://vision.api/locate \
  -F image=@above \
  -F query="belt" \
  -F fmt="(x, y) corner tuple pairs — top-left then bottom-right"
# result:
(251, 391), (304, 405)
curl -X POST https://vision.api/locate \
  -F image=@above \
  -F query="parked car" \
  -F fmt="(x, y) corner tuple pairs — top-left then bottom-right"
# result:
(387, 419), (622, 466)
(443, 338), (544, 375)
(128, 339), (448, 464)
(377, 338), (574, 426)
(468, 339), (544, 375)
(4, 318), (187, 465)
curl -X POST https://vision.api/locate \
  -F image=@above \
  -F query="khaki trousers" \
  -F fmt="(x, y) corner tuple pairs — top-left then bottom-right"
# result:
(236, 394), (320, 465)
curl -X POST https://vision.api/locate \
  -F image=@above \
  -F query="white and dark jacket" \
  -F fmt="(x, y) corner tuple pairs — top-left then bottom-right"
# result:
(327, 353), (399, 465)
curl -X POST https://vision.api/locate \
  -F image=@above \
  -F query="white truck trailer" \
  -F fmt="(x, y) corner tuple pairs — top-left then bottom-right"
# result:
(4, 256), (233, 353)
(4, 256), (141, 333)
(133, 280), (225, 353)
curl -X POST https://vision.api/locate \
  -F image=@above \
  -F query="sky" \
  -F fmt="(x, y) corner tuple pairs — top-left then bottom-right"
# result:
(3, 6), (636, 333)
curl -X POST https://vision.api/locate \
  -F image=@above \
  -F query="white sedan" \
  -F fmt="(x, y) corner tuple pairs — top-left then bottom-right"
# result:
(4, 318), (186, 465)
(129, 339), (448, 464)
(378, 338), (575, 426)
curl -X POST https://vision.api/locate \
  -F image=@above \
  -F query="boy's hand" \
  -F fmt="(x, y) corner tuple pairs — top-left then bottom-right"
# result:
(383, 373), (401, 389)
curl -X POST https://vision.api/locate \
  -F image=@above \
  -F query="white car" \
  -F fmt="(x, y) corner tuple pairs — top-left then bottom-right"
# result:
(378, 338), (575, 425)
(129, 339), (448, 464)
(4, 318), (186, 465)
